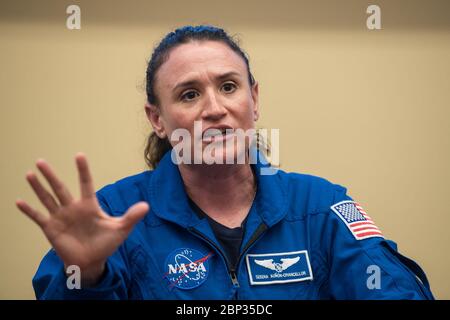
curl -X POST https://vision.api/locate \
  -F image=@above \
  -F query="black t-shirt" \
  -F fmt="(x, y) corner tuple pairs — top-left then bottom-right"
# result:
(188, 198), (247, 268)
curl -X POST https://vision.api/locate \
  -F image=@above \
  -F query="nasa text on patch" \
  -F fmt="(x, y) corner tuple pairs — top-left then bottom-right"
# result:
(245, 250), (313, 285)
(164, 248), (212, 290)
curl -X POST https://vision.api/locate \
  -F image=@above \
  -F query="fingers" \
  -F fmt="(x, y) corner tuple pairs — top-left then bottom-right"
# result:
(26, 171), (59, 213)
(75, 153), (96, 199)
(36, 159), (73, 206)
(16, 199), (48, 228)
(120, 202), (149, 231)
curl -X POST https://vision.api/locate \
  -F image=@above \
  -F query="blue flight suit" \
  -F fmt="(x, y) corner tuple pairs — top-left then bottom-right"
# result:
(33, 150), (434, 299)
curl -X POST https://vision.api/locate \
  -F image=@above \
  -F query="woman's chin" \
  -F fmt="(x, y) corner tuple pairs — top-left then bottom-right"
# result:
(200, 145), (247, 165)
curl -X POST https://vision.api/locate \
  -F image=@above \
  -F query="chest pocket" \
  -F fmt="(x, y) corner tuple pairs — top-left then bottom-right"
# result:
(128, 245), (173, 299)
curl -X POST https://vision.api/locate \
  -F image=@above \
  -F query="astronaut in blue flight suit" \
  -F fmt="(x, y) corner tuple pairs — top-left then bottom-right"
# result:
(18, 25), (434, 300)
(32, 149), (434, 299)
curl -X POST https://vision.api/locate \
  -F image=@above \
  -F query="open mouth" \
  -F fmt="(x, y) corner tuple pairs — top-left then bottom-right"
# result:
(202, 128), (235, 142)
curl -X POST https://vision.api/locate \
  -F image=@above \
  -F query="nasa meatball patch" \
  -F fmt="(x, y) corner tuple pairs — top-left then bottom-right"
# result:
(164, 248), (212, 290)
(246, 250), (313, 285)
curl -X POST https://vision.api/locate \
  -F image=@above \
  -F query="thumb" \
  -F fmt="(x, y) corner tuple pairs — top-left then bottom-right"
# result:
(120, 201), (149, 231)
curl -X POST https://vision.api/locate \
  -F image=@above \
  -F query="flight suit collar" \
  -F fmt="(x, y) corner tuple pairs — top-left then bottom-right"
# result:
(148, 148), (289, 230)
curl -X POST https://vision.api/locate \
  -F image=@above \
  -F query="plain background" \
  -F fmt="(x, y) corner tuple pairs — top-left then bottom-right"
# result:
(1, 0), (449, 299)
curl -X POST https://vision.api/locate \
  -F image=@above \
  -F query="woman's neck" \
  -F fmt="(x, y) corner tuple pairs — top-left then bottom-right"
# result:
(178, 163), (256, 228)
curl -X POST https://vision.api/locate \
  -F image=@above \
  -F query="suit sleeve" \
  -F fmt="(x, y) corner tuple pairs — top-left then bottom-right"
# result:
(32, 193), (131, 300)
(319, 185), (434, 300)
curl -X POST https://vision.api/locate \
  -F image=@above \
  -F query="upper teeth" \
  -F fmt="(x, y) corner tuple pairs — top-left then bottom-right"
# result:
(203, 128), (232, 139)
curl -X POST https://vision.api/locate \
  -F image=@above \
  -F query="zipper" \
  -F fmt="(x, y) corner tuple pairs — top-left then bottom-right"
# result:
(188, 222), (268, 289)
(230, 270), (239, 287)
(233, 222), (268, 278)
(188, 227), (239, 287)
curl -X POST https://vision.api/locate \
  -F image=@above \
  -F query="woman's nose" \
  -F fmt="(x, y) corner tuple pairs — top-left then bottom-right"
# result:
(201, 90), (227, 120)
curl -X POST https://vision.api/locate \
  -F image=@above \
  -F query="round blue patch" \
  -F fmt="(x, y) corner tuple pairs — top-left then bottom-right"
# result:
(164, 248), (210, 290)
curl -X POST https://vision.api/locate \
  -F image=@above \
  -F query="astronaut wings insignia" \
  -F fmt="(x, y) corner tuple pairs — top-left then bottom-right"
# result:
(254, 256), (300, 273)
(246, 250), (312, 285)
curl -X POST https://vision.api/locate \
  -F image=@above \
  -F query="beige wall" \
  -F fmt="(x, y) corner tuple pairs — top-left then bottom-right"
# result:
(1, 0), (449, 299)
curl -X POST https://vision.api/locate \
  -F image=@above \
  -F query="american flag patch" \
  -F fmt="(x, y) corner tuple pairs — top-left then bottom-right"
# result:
(330, 200), (384, 240)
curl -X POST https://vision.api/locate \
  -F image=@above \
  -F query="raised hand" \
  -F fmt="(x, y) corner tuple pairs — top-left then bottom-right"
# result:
(16, 153), (149, 286)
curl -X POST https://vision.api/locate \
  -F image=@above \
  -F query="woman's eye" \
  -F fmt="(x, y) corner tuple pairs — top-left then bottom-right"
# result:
(222, 82), (237, 93)
(181, 91), (199, 101)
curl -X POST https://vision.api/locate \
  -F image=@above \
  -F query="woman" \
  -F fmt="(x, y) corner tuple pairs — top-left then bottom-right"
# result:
(17, 25), (433, 299)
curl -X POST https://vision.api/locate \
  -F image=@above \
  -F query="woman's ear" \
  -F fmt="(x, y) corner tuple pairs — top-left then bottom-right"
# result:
(145, 103), (167, 138)
(251, 82), (260, 122)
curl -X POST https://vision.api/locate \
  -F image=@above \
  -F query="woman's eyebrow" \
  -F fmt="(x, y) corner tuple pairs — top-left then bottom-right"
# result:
(215, 71), (241, 81)
(172, 71), (241, 92)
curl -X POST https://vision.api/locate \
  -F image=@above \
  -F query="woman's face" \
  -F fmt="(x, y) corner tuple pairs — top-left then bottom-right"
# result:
(146, 40), (259, 164)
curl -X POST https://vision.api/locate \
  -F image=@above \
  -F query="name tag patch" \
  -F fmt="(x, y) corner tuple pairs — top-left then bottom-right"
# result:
(246, 250), (313, 285)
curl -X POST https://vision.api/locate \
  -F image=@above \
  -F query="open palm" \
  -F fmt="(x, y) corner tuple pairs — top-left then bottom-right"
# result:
(16, 153), (149, 284)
